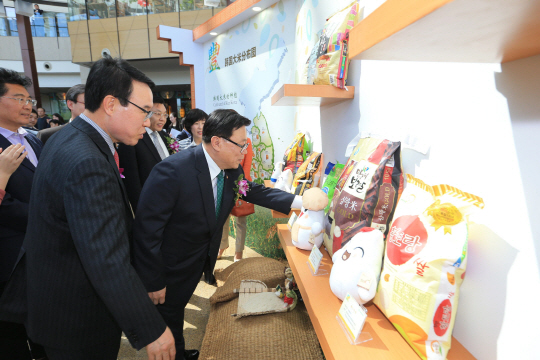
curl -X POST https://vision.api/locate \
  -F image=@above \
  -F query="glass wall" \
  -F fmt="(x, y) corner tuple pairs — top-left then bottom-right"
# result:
(0, 8), (70, 37)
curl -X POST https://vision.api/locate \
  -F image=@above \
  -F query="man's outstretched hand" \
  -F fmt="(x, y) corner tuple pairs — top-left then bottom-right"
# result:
(146, 326), (176, 360)
(148, 287), (166, 305)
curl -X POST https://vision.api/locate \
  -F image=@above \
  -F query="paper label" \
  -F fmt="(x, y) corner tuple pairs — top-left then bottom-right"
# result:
(308, 245), (323, 274)
(338, 293), (368, 341)
(357, 272), (374, 291)
(287, 212), (298, 231)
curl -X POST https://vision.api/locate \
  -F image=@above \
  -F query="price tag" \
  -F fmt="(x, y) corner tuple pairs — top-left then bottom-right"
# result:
(307, 244), (323, 274)
(287, 212), (298, 231)
(337, 293), (368, 342)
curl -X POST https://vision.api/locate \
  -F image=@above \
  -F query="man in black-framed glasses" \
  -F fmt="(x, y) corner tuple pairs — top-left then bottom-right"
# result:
(133, 109), (303, 359)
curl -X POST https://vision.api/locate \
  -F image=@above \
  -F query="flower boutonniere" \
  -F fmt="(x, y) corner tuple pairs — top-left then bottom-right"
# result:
(234, 174), (250, 202)
(165, 135), (180, 155)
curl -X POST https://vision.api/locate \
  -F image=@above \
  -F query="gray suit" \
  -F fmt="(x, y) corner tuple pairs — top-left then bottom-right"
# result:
(23, 117), (166, 353)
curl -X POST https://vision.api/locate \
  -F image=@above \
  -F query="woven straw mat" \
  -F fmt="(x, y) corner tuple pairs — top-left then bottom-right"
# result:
(200, 257), (324, 360)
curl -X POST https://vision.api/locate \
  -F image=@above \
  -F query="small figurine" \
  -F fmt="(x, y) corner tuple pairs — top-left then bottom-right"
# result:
(284, 267), (297, 291)
(283, 288), (298, 311)
(291, 187), (328, 250)
(274, 284), (284, 298)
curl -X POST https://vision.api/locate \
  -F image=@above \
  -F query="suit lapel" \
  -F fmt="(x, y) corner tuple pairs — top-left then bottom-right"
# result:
(218, 170), (235, 224)
(0, 133), (37, 173)
(142, 132), (162, 162)
(70, 117), (131, 213)
(195, 146), (217, 232)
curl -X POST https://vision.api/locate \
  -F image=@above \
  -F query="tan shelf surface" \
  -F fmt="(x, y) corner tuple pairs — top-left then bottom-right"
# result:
(271, 84), (355, 106)
(264, 180), (301, 218)
(277, 224), (475, 360)
(349, 0), (540, 63)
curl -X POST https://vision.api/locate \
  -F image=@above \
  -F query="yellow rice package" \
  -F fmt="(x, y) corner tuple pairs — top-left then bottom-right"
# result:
(282, 132), (307, 174)
(291, 152), (323, 195)
(323, 137), (403, 256)
(373, 174), (484, 360)
(312, 1), (361, 88)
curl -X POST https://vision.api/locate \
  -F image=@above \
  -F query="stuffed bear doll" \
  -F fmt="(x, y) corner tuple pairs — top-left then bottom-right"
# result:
(329, 227), (385, 304)
(291, 187), (328, 250)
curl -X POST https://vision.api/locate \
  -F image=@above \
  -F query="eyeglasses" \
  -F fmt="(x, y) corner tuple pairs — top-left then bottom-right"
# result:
(123, 99), (154, 120)
(1, 96), (37, 107)
(219, 136), (249, 152)
(153, 112), (168, 119)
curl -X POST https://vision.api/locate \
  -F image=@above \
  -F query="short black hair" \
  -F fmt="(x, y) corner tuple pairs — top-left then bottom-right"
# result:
(152, 94), (165, 106)
(0, 68), (32, 97)
(52, 113), (65, 124)
(202, 109), (250, 143)
(31, 109), (38, 115)
(49, 119), (60, 126)
(184, 108), (209, 135)
(66, 84), (85, 103)
(84, 56), (155, 113)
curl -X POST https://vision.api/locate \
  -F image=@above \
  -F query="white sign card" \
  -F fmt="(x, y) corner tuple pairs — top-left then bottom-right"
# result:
(169, 128), (181, 139)
(287, 212), (298, 231)
(307, 245), (323, 274)
(337, 293), (369, 344)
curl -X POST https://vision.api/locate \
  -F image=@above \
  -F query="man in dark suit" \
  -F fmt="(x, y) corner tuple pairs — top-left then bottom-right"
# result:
(133, 109), (302, 359)
(0, 68), (46, 360)
(117, 95), (171, 211)
(23, 57), (175, 359)
(37, 84), (86, 145)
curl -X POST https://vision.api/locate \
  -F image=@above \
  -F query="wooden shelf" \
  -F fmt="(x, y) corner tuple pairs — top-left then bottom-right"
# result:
(349, 0), (540, 63)
(264, 180), (301, 218)
(271, 84), (355, 107)
(277, 225), (474, 360)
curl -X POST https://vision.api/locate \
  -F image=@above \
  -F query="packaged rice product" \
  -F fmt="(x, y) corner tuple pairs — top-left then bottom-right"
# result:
(312, 1), (361, 88)
(324, 137), (403, 256)
(282, 133), (307, 174)
(322, 163), (345, 213)
(373, 174), (484, 360)
(291, 152), (323, 195)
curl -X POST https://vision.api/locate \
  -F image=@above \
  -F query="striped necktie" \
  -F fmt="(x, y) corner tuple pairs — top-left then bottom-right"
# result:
(215, 170), (224, 218)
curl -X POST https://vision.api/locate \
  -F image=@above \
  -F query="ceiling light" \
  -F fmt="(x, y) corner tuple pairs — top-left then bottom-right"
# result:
(252, 6), (262, 11)
(210, 32), (218, 36)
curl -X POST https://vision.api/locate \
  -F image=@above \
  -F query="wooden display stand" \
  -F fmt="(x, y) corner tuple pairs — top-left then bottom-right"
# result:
(271, 84), (355, 107)
(277, 224), (475, 360)
(264, 180), (301, 218)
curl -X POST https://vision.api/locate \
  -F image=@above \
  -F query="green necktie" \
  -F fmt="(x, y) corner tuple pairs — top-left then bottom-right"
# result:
(215, 170), (224, 218)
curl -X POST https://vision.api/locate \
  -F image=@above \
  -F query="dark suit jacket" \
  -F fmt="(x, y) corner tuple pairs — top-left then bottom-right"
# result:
(23, 117), (166, 350)
(117, 130), (170, 211)
(0, 132), (42, 283)
(36, 116), (50, 130)
(132, 145), (295, 294)
(37, 123), (67, 144)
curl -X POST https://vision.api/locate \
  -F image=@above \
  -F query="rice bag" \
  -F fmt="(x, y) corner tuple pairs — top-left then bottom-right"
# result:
(324, 137), (403, 256)
(282, 133), (307, 174)
(312, 1), (360, 88)
(322, 163), (345, 213)
(373, 174), (484, 360)
(291, 152), (323, 195)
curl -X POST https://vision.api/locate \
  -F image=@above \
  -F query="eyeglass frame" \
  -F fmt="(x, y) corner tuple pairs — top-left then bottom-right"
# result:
(1, 96), (37, 107)
(122, 98), (154, 120)
(218, 136), (249, 152)
(152, 112), (169, 119)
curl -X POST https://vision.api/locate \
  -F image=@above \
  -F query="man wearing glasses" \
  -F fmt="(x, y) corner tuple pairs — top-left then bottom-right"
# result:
(0, 68), (47, 360)
(132, 109), (302, 360)
(37, 84), (86, 145)
(117, 95), (171, 211)
(16, 57), (175, 359)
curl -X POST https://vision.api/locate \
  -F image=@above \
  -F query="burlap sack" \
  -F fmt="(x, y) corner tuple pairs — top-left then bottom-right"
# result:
(201, 257), (324, 360)
(210, 257), (288, 305)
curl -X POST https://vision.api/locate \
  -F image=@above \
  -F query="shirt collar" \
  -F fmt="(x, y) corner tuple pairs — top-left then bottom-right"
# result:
(0, 126), (27, 139)
(145, 127), (155, 136)
(79, 113), (116, 155)
(202, 143), (222, 181)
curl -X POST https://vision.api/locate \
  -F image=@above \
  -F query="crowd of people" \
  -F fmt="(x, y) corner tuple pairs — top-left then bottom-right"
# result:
(0, 57), (302, 360)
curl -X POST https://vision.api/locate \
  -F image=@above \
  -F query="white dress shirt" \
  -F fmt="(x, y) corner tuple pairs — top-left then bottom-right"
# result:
(202, 144), (302, 210)
(145, 128), (169, 159)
